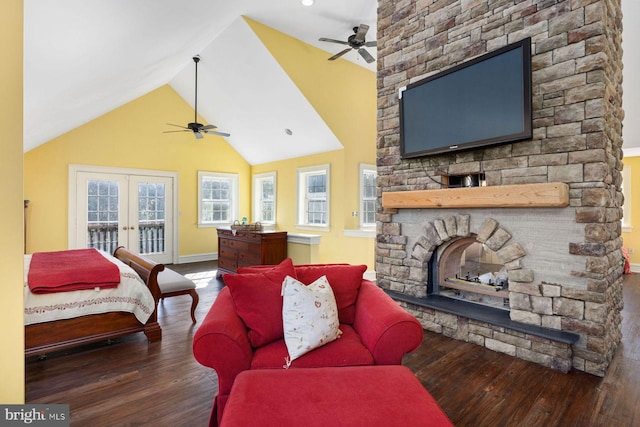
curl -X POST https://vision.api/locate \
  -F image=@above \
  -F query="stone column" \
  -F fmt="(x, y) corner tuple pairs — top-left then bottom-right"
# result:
(375, 0), (624, 376)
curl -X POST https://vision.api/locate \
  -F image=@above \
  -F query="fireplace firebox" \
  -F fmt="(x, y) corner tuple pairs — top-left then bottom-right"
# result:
(431, 237), (509, 310)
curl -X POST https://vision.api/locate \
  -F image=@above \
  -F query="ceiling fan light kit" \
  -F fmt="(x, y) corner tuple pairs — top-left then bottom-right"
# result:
(164, 55), (230, 139)
(319, 24), (377, 64)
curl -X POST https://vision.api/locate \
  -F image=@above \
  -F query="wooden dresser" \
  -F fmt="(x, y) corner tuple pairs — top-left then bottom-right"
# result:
(216, 227), (288, 276)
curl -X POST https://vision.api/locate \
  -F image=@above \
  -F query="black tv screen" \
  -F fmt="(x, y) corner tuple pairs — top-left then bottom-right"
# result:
(400, 38), (532, 158)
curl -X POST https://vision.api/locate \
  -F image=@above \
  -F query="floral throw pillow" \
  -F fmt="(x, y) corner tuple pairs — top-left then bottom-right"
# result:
(281, 275), (341, 367)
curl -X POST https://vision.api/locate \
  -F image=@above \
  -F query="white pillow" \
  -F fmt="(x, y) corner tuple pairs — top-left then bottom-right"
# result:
(281, 275), (341, 367)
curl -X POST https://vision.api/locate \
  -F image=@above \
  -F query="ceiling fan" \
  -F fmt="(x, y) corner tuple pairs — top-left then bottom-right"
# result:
(165, 56), (230, 139)
(319, 24), (377, 64)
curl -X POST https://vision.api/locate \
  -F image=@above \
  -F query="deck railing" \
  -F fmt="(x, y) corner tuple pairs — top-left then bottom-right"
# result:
(87, 221), (165, 255)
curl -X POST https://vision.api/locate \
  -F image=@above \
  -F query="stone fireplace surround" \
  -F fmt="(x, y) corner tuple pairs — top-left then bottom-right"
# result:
(382, 202), (583, 373)
(375, 0), (624, 377)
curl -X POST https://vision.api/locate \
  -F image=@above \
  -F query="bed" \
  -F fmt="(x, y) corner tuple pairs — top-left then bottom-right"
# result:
(24, 246), (165, 357)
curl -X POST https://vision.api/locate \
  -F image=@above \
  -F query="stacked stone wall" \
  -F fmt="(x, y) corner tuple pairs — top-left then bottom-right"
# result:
(376, 0), (624, 376)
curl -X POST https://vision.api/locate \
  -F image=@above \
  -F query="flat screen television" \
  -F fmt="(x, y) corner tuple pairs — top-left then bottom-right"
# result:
(400, 37), (532, 158)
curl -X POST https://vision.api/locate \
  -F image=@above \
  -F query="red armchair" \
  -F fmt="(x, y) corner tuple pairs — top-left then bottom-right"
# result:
(192, 260), (424, 427)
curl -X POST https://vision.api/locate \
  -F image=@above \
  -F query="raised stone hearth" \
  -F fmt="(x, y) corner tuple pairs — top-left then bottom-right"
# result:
(376, 0), (624, 376)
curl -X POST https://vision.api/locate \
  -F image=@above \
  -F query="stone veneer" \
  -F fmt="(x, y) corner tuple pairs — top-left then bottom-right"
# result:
(376, 0), (624, 376)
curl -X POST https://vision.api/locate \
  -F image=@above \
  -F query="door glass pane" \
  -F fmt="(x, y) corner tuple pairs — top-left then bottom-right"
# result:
(138, 182), (165, 255)
(87, 179), (119, 253)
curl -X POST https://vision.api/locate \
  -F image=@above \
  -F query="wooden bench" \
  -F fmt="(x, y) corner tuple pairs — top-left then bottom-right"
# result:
(157, 268), (199, 323)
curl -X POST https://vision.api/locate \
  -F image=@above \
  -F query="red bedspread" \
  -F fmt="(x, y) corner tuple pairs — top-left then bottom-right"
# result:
(28, 248), (121, 294)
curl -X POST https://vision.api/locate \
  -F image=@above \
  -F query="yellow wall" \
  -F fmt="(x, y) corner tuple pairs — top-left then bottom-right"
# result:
(253, 152), (375, 267)
(248, 18), (377, 268)
(0, 0), (24, 403)
(622, 156), (640, 267)
(24, 85), (251, 256)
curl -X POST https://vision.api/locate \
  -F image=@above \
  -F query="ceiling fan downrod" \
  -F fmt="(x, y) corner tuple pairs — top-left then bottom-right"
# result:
(192, 55), (200, 128)
(164, 54), (230, 138)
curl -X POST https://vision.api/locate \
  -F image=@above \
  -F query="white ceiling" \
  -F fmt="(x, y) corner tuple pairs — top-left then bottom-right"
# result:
(24, 0), (377, 164)
(24, 0), (640, 163)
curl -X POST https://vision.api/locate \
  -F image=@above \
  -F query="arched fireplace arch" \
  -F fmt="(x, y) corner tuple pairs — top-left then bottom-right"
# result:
(409, 214), (535, 309)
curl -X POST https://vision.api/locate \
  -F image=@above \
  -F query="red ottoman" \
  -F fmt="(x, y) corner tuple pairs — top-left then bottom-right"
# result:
(220, 366), (454, 427)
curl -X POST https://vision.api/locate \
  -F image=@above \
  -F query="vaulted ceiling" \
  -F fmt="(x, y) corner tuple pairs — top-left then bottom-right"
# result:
(24, 0), (377, 165)
(23, 0), (640, 162)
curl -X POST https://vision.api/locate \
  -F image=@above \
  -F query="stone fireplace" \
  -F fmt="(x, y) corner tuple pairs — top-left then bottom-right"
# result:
(375, 0), (624, 376)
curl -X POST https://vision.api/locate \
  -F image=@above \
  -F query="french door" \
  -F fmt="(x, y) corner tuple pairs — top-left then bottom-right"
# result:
(69, 165), (177, 264)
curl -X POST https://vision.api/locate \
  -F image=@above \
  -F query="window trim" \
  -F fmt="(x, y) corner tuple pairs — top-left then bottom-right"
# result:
(252, 171), (277, 226)
(359, 163), (377, 230)
(622, 166), (632, 232)
(296, 164), (330, 231)
(197, 171), (239, 228)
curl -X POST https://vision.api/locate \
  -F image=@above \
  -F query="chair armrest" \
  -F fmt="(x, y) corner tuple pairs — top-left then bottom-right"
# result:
(192, 287), (252, 396)
(353, 281), (424, 365)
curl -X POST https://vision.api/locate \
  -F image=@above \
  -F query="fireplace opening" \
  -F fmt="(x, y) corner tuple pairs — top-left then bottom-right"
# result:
(430, 237), (509, 310)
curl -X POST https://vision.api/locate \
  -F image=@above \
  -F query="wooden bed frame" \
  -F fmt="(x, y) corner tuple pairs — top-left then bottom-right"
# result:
(24, 246), (165, 357)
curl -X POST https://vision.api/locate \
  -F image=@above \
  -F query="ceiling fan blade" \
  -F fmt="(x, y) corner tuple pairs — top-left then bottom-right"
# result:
(319, 37), (349, 45)
(201, 124), (218, 130)
(354, 24), (369, 43)
(166, 123), (189, 130)
(329, 48), (352, 61)
(163, 130), (190, 134)
(365, 41), (377, 47)
(358, 48), (375, 64)
(204, 130), (231, 137)
(194, 131), (204, 139)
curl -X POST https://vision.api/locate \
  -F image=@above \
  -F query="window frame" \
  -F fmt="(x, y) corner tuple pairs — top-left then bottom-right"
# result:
(296, 164), (330, 231)
(252, 171), (277, 226)
(197, 171), (239, 228)
(359, 163), (377, 230)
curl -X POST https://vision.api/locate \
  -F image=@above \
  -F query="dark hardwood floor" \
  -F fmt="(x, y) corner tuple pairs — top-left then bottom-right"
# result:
(26, 263), (640, 426)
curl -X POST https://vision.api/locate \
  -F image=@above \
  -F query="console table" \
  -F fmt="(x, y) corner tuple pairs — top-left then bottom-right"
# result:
(216, 227), (287, 277)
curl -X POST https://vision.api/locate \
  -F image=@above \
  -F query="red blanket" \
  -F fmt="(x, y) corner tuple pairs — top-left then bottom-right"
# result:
(28, 248), (121, 294)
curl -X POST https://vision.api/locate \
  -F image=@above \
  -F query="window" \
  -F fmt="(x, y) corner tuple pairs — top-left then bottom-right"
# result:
(253, 172), (276, 225)
(297, 164), (330, 229)
(360, 164), (377, 229)
(198, 171), (238, 227)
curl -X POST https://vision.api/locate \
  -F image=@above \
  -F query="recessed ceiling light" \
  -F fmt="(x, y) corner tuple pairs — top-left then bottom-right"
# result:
(301, 0), (314, 6)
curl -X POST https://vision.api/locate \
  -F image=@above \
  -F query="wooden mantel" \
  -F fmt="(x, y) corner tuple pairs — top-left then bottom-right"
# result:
(382, 182), (569, 209)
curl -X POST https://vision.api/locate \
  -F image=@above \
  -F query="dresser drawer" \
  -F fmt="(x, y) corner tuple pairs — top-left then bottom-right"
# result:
(218, 256), (237, 271)
(226, 239), (249, 251)
(236, 232), (262, 243)
(218, 246), (238, 259)
(238, 251), (261, 267)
